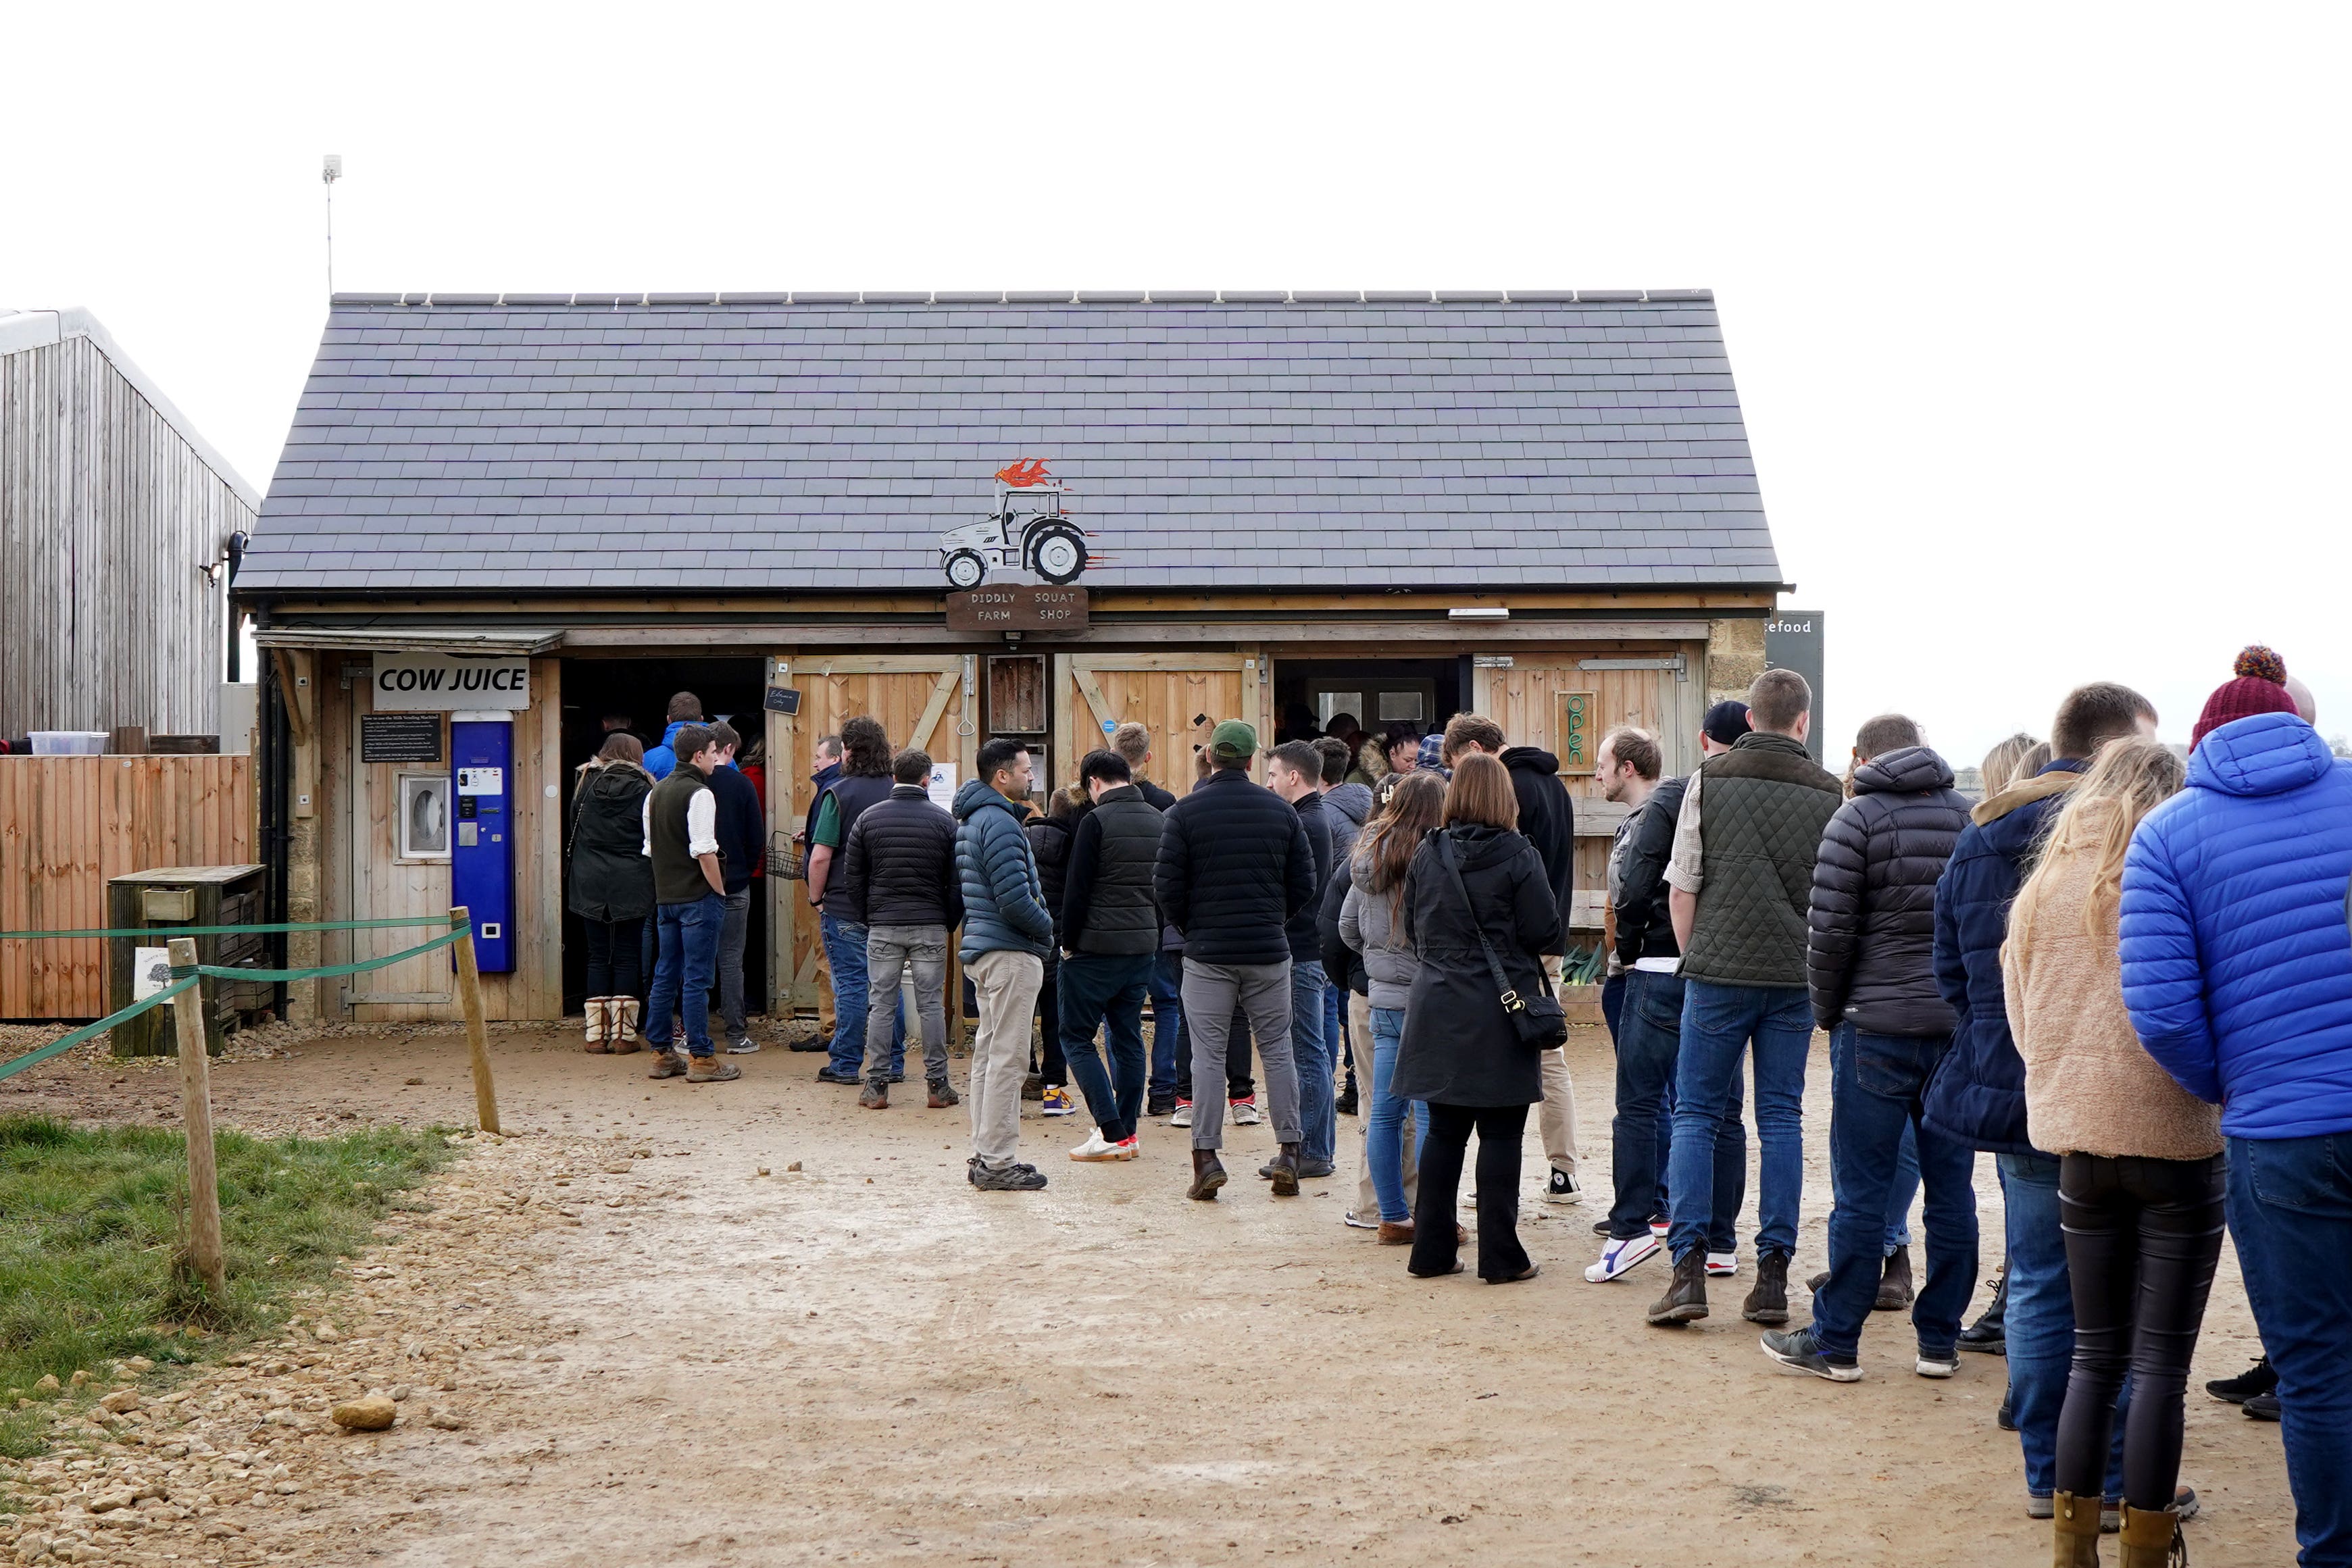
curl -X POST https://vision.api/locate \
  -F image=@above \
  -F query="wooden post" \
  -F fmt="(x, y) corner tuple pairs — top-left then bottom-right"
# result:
(450, 907), (501, 1134)
(167, 938), (226, 1296)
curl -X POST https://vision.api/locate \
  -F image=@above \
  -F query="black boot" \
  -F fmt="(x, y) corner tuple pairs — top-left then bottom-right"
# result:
(1267, 1142), (1301, 1198)
(1743, 1251), (1791, 1325)
(1335, 1081), (1359, 1117)
(1874, 1244), (1916, 1311)
(1645, 1248), (1709, 1325)
(1959, 1268), (2008, 1355)
(1187, 1148), (1228, 1202)
(2206, 1355), (2276, 1403)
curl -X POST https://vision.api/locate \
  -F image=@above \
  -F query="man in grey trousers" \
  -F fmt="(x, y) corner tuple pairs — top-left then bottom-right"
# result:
(835, 747), (964, 1110)
(1154, 720), (1318, 1200)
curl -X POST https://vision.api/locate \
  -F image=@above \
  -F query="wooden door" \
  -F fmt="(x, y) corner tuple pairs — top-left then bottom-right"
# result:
(770, 654), (978, 1013)
(345, 676), (455, 1019)
(1473, 644), (1703, 936)
(1051, 651), (1256, 798)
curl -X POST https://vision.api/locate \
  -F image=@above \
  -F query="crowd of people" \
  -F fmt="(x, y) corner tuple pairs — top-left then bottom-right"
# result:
(566, 645), (2352, 1566)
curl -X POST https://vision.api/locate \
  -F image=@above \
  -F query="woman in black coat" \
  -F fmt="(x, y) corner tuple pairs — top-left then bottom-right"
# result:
(1391, 754), (1559, 1282)
(566, 732), (656, 1053)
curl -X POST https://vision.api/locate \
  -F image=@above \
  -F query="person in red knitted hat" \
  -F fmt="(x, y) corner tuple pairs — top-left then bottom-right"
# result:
(2191, 646), (2301, 751)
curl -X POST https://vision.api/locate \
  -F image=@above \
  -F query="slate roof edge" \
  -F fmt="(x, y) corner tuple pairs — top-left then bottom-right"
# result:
(236, 576), (1794, 604)
(0, 306), (264, 510)
(324, 288), (1714, 309)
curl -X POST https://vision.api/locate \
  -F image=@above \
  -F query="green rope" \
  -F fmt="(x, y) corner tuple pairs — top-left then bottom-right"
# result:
(178, 927), (470, 984)
(0, 917), (470, 941)
(0, 975), (199, 1083)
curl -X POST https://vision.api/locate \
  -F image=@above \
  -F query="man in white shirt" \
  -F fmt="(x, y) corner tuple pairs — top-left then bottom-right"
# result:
(639, 725), (739, 1083)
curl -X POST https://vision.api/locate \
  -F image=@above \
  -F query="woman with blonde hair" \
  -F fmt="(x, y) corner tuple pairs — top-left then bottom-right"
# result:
(1390, 753), (1561, 1282)
(2003, 736), (2213, 1566)
(1980, 731), (2042, 797)
(1340, 769), (1446, 1240)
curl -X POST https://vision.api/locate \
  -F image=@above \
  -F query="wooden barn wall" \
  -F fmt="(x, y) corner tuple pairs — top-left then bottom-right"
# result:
(0, 336), (247, 738)
(0, 755), (254, 1019)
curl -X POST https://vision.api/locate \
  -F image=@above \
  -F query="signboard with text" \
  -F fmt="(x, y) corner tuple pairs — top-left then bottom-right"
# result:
(370, 651), (531, 711)
(945, 584), (1089, 634)
(1763, 610), (1826, 763)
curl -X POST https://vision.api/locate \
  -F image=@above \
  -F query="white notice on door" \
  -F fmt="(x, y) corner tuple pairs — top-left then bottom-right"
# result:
(926, 764), (957, 811)
(457, 767), (503, 796)
(133, 946), (170, 1001)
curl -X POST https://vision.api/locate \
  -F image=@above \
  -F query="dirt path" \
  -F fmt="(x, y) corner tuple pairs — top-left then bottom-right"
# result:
(2, 1022), (2302, 1565)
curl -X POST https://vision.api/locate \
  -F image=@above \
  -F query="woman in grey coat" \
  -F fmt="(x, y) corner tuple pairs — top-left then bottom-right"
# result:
(1340, 772), (1445, 1240)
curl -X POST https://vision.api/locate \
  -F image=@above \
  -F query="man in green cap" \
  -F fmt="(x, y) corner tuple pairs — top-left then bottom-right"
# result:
(1153, 720), (1319, 1199)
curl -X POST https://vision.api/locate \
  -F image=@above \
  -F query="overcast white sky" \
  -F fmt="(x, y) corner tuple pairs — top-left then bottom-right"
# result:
(8, 3), (2345, 764)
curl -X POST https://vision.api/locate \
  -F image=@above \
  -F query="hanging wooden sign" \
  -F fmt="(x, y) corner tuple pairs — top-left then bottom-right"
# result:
(945, 584), (1090, 632)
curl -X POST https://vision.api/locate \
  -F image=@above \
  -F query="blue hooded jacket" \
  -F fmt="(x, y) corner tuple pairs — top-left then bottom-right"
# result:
(2120, 712), (2352, 1139)
(643, 719), (691, 781)
(1921, 759), (2087, 1155)
(952, 779), (1054, 963)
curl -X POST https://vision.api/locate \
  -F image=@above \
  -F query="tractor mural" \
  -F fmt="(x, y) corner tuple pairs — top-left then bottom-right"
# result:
(939, 459), (1097, 588)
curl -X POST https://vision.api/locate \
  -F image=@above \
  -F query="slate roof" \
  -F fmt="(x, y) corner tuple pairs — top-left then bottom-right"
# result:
(242, 289), (1782, 594)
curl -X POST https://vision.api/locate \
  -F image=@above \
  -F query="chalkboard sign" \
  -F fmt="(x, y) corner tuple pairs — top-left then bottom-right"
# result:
(361, 713), (443, 763)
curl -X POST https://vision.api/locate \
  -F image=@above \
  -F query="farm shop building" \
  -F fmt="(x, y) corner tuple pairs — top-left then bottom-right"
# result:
(234, 287), (1791, 1026)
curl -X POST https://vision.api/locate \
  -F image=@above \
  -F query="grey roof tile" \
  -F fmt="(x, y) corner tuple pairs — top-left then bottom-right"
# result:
(243, 294), (1780, 592)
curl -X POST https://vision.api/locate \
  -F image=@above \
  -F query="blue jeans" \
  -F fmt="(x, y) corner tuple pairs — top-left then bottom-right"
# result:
(1808, 1030), (1978, 1363)
(1291, 959), (1334, 1165)
(2001, 1152), (2130, 1501)
(1149, 949), (1184, 1098)
(1666, 980), (1811, 1261)
(1601, 971), (1627, 1044)
(822, 909), (901, 1076)
(1610, 968), (1745, 1246)
(1828, 1025), (1922, 1252)
(645, 893), (725, 1057)
(1368, 1007), (1431, 1223)
(2229, 1133), (2352, 1565)
(1058, 952), (1155, 1142)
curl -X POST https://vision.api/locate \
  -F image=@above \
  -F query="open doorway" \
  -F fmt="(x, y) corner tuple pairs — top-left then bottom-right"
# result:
(1270, 656), (1468, 751)
(558, 657), (768, 1017)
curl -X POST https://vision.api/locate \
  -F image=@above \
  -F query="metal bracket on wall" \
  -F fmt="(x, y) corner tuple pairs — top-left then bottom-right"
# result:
(1579, 653), (1688, 682)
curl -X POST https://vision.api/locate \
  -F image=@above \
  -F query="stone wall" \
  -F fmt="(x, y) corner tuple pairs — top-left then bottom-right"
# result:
(1705, 616), (1766, 709)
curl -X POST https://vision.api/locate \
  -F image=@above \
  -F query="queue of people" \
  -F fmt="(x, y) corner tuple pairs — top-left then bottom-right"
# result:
(566, 649), (2352, 1564)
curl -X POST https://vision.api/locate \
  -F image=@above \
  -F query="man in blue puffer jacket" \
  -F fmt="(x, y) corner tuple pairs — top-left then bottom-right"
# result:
(954, 738), (1056, 1192)
(1925, 680), (2159, 1521)
(2122, 692), (2352, 1567)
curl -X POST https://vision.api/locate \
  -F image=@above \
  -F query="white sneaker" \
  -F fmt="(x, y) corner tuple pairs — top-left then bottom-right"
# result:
(1112, 1136), (1140, 1161)
(1343, 1209), (1381, 1230)
(1584, 1232), (1661, 1283)
(1170, 1100), (1193, 1128)
(1916, 1351), (1961, 1379)
(1705, 1250), (1739, 1278)
(1229, 1097), (1263, 1126)
(725, 1037), (760, 1055)
(1069, 1129), (1122, 1163)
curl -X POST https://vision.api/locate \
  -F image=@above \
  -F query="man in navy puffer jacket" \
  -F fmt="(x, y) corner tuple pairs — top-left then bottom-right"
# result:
(1926, 681), (2157, 1518)
(954, 739), (1055, 1192)
(2122, 703), (2352, 1565)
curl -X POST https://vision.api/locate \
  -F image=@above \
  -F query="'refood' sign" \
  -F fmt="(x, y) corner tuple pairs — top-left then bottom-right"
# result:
(370, 651), (532, 711)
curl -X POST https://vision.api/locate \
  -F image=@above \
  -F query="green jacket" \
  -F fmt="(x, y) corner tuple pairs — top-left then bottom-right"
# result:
(1678, 732), (1843, 987)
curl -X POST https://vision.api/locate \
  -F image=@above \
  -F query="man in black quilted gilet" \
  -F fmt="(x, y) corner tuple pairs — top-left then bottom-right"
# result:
(1645, 669), (1842, 1331)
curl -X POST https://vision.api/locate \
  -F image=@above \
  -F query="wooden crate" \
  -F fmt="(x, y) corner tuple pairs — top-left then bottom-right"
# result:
(105, 865), (268, 1056)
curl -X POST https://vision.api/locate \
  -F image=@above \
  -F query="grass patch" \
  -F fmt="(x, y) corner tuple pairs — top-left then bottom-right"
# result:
(0, 1115), (455, 1457)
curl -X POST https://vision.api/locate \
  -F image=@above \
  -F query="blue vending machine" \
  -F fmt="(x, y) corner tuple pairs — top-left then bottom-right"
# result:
(449, 714), (515, 973)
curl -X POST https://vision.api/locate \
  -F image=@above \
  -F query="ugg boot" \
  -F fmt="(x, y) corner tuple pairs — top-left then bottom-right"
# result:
(1266, 1142), (1301, 1198)
(2051, 1491), (2103, 1567)
(2115, 1502), (2184, 1568)
(611, 998), (644, 1054)
(583, 998), (612, 1054)
(1187, 1148), (1228, 1201)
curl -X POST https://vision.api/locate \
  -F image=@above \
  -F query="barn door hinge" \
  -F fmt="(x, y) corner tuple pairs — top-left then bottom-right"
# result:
(1579, 653), (1688, 682)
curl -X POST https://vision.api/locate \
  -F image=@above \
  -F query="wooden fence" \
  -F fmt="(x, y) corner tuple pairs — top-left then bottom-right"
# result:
(0, 755), (255, 1019)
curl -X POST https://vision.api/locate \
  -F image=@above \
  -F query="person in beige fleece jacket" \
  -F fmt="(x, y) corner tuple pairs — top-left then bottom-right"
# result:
(2003, 735), (2220, 1567)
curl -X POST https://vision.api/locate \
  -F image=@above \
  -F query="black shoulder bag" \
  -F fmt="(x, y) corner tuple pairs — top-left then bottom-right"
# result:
(1436, 834), (1568, 1050)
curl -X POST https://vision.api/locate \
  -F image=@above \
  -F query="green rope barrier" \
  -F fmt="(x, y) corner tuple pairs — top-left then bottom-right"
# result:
(0, 917), (470, 941)
(178, 927), (471, 984)
(0, 975), (199, 1083)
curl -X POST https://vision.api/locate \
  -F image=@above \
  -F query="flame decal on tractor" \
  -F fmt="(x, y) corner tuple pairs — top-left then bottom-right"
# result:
(993, 458), (1053, 488)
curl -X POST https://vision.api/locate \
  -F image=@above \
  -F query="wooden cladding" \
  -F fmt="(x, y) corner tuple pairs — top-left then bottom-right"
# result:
(987, 655), (1048, 734)
(0, 755), (255, 1019)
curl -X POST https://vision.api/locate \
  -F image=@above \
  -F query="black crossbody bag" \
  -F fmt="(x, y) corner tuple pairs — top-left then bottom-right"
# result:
(1436, 833), (1568, 1051)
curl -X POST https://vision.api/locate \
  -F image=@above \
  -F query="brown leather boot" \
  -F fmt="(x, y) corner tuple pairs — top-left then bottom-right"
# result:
(686, 1053), (742, 1084)
(1743, 1250), (1792, 1325)
(2051, 1491), (2103, 1567)
(2115, 1502), (2182, 1568)
(1646, 1248), (1709, 1325)
(1187, 1148), (1227, 1201)
(1266, 1142), (1301, 1198)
